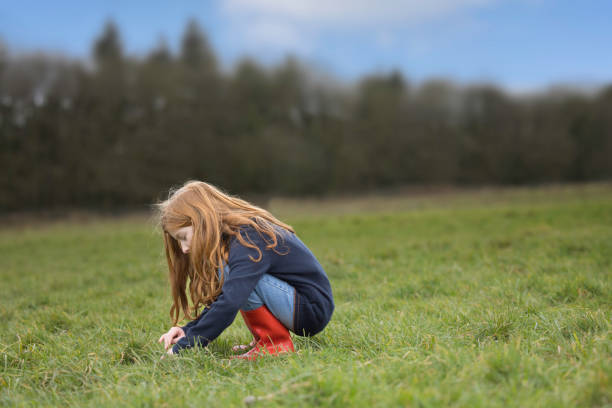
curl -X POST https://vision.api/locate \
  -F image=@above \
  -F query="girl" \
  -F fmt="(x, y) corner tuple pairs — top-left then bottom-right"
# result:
(156, 180), (334, 359)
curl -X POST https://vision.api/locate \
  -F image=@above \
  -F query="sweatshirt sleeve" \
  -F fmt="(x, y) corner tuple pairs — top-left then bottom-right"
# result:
(172, 228), (272, 353)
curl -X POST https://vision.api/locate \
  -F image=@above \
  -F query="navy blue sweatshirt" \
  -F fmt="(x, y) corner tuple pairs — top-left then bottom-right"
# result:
(172, 226), (334, 353)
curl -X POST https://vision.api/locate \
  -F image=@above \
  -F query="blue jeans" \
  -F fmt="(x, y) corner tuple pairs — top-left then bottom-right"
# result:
(220, 265), (296, 331)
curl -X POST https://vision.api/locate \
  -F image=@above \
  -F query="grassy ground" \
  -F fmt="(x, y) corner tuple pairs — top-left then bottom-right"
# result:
(1, 184), (611, 407)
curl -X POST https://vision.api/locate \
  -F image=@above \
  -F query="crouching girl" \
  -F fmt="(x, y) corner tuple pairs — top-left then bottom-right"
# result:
(156, 180), (334, 359)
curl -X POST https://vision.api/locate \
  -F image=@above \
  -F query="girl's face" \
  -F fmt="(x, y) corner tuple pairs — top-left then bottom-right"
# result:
(168, 225), (194, 254)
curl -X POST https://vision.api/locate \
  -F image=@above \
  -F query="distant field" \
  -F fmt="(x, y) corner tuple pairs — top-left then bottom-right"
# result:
(1, 184), (611, 407)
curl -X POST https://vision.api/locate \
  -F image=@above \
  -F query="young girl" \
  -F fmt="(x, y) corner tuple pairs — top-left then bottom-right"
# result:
(156, 180), (334, 359)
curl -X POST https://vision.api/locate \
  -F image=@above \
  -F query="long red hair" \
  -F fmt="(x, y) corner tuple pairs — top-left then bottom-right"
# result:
(154, 180), (294, 325)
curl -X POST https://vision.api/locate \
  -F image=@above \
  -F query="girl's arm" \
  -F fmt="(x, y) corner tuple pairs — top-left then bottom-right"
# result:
(180, 264), (228, 332)
(171, 228), (272, 353)
(181, 307), (210, 332)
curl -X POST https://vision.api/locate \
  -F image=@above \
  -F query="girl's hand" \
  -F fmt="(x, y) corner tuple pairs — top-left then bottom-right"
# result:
(158, 326), (186, 350)
(232, 338), (257, 352)
(160, 347), (175, 360)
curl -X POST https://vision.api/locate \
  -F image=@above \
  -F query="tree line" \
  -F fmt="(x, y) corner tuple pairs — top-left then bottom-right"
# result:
(1, 20), (611, 213)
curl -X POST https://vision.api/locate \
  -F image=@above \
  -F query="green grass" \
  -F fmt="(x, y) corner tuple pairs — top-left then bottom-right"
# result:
(1, 184), (611, 407)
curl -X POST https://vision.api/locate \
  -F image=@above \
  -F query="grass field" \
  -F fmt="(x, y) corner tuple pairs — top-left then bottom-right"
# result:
(1, 184), (611, 407)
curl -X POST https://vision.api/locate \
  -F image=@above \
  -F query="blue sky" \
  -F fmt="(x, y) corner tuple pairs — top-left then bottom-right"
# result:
(1, 0), (611, 91)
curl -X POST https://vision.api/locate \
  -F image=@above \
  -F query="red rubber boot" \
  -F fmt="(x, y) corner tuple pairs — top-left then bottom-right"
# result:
(233, 305), (295, 360)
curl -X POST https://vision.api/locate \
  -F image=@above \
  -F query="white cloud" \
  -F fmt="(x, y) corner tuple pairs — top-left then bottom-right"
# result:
(243, 19), (311, 52)
(219, 0), (498, 62)
(223, 0), (496, 27)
